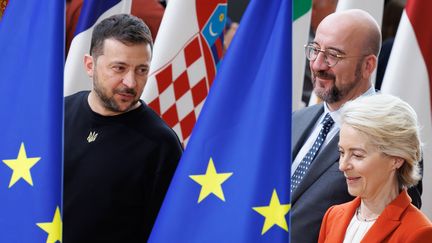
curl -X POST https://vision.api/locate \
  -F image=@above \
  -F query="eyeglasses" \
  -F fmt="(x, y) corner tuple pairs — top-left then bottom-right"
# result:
(304, 44), (364, 67)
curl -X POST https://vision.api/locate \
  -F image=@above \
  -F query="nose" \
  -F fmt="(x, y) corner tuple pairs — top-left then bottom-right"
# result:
(311, 51), (329, 71)
(122, 70), (137, 88)
(339, 157), (350, 172)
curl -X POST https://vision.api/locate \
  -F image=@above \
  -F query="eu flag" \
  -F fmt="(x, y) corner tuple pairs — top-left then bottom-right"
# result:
(149, 0), (292, 242)
(0, 1), (63, 242)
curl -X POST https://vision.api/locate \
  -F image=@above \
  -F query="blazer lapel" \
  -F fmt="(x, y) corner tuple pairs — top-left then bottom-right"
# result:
(361, 191), (411, 242)
(330, 198), (361, 243)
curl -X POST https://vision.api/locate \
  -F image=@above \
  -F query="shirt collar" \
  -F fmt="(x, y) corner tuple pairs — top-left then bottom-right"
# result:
(323, 86), (376, 127)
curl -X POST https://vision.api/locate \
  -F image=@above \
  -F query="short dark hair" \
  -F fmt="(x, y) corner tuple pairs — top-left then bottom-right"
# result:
(90, 14), (153, 58)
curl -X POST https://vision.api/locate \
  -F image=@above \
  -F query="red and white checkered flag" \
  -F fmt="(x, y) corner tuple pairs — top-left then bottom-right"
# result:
(142, 0), (227, 146)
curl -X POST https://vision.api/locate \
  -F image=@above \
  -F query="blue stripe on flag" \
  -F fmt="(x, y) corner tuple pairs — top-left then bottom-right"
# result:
(75, 0), (121, 35)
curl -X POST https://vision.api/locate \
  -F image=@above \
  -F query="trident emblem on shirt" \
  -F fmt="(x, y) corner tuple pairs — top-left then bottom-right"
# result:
(87, 131), (98, 143)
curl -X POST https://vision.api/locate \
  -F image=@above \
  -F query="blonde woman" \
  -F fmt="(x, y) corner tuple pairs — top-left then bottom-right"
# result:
(318, 94), (432, 242)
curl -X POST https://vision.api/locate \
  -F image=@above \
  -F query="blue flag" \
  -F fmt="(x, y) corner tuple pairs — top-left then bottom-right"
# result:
(149, 0), (292, 242)
(0, 1), (63, 242)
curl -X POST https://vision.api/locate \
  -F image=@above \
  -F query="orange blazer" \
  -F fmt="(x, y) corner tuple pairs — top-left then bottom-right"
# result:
(318, 190), (432, 242)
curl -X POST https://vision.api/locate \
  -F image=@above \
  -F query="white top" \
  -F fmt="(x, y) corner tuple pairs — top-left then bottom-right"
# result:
(343, 213), (376, 243)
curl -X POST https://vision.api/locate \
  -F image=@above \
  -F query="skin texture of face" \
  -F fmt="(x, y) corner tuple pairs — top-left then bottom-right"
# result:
(310, 10), (378, 111)
(338, 124), (401, 202)
(84, 38), (152, 116)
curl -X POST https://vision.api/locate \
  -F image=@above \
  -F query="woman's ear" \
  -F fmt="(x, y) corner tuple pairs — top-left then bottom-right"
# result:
(393, 157), (405, 170)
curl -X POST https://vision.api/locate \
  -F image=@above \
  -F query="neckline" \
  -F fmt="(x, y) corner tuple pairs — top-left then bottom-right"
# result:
(356, 207), (378, 222)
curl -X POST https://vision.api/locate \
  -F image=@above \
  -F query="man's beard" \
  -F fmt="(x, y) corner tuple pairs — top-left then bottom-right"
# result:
(312, 61), (362, 103)
(93, 71), (138, 113)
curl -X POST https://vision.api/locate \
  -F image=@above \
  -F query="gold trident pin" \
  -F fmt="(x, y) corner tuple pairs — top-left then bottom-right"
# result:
(87, 131), (98, 143)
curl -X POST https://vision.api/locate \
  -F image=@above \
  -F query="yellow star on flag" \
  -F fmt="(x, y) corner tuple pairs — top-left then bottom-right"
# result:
(189, 157), (233, 203)
(2, 142), (41, 188)
(253, 189), (291, 235)
(37, 206), (62, 243)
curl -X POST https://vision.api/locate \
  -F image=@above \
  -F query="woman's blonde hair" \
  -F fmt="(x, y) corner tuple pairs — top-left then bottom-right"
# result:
(340, 94), (422, 188)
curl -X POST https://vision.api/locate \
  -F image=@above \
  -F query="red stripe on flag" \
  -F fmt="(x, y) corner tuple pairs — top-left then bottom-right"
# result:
(155, 64), (173, 93)
(191, 78), (208, 105)
(162, 105), (179, 127)
(406, 0), (432, 110)
(180, 111), (196, 140)
(184, 37), (201, 67)
(173, 71), (190, 100)
(148, 98), (161, 114)
(215, 38), (223, 59)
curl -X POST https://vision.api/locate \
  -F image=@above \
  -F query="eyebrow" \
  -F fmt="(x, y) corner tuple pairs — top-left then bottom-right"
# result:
(338, 145), (367, 153)
(109, 62), (149, 68)
(109, 61), (127, 66)
(311, 41), (347, 55)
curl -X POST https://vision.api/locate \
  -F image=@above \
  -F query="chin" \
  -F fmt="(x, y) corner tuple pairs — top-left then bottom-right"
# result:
(347, 187), (360, 197)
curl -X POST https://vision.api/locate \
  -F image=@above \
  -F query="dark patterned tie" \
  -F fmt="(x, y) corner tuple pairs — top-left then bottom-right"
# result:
(291, 113), (334, 192)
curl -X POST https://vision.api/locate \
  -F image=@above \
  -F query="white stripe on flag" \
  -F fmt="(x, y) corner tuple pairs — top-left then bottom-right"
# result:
(381, 10), (432, 219)
(293, 9), (311, 111)
(64, 0), (132, 96)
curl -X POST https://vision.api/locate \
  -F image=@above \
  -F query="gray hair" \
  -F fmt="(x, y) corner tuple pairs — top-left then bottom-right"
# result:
(340, 94), (422, 188)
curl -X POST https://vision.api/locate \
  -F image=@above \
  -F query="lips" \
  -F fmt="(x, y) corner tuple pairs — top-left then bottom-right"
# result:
(118, 92), (134, 98)
(116, 88), (136, 101)
(345, 176), (361, 184)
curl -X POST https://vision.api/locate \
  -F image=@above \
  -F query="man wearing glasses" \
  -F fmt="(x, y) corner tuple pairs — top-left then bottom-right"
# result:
(290, 9), (422, 243)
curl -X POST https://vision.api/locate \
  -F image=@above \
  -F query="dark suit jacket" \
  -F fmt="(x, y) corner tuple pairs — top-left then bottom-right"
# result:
(318, 190), (432, 242)
(291, 104), (423, 243)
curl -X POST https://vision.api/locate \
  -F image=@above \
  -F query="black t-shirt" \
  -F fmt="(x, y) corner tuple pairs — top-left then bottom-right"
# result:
(63, 91), (183, 242)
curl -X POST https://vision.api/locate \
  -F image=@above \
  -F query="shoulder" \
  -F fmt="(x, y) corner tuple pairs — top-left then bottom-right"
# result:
(394, 204), (432, 241)
(403, 208), (432, 242)
(406, 225), (432, 242)
(324, 201), (351, 218)
(65, 91), (89, 115)
(322, 199), (358, 227)
(401, 205), (432, 228)
(137, 103), (183, 149)
(319, 202), (354, 243)
(293, 104), (323, 119)
(65, 91), (88, 106)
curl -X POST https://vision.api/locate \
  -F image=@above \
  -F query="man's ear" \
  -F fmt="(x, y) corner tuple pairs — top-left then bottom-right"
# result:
(84, 54), (94, 78)
(362, 54), (377, 79)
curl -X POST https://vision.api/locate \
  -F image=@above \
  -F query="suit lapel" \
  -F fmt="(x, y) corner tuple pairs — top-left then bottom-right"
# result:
(295, 133), (340, 193)
(292, 131), (340, 203)
(291, 104), (324, 157)
(361, 191), (411, 242)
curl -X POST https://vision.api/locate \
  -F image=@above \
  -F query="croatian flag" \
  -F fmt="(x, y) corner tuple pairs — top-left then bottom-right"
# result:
(141, 0), (227, 145)
(64, 0), (132, 96)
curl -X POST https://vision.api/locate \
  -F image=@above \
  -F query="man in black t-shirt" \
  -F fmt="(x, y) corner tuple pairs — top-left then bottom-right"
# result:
(64, 14), (183, 242)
